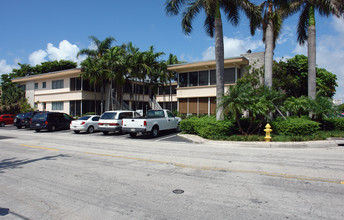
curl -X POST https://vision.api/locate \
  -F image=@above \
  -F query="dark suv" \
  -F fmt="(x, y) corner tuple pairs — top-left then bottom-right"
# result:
(14, 111), (42, 128)
(30, 112), (73, 132)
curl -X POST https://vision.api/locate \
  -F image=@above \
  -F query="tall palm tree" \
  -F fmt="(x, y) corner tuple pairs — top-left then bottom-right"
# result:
(165, 0), (260, 120)
(102, 46), (126, 110)
(80, 57), (102, 114)
(78, 36), (116, 113)
(166, 53), (182, 111)
(290, 0), (342, 99)
(258, 0), (290, 87)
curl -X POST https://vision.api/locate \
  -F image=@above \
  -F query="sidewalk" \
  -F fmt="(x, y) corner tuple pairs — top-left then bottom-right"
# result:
(178, 134), (344, 148)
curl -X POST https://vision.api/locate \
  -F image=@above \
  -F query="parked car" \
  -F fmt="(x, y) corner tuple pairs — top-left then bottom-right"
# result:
(98, 110), (141, 135)
(70, 115), (100, 134)
(30, 112), (72, 132)
(13, 113), (26, 128)
(122, 109), (181, 138)
(0, 114), (16, 127)
(341, 112), (344, 117)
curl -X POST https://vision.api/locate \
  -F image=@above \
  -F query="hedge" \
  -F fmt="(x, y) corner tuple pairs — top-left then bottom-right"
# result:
(180, 116), (235, 139)
(320, 118), (344, 131)
(271, 117), (320, 136)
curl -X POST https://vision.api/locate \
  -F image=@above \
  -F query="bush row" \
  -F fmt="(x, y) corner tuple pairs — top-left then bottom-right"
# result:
(180, 116), (234, 139)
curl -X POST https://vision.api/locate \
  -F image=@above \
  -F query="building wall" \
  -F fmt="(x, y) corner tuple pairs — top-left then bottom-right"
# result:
(25, 81), (35, 107)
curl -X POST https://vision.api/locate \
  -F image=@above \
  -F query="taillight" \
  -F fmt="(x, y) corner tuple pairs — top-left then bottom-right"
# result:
(98, 123), (104, 125)
(121, 121), (123, 126)
(45, 121), (48, 125)
(144, 121), (147, 126)
(81, 122), (85, 125)
(30, 119), (32, 124)
(109, 123), (119, 126)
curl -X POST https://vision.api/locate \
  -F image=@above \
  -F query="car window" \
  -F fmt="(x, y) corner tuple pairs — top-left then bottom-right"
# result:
(119, 112), (133, 119)
(101, 112), (117, 120)
(167, 111), (174, 118)
(3, 116), (9, 118)
(79, 116), (91, 120)
(92, 117), (100, 121)
(134, 112), (141, 117)
(33, 113), (48, 120)
(147, 110), (164, 118)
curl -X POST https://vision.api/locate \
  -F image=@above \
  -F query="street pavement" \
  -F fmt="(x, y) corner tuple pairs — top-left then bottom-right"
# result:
(0, 125), (343, 219)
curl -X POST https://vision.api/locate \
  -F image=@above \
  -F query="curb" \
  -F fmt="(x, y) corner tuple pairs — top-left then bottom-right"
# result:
(178, 134), (342, 148)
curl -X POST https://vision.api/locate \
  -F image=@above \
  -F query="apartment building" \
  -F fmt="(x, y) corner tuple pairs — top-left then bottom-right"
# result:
(12, 52), (264, 116)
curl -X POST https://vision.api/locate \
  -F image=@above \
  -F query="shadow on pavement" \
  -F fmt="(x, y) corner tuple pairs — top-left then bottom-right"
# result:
(0, 154), (69, 173)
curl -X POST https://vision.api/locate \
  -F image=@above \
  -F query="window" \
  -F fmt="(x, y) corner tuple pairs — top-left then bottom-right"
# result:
(92, 116), (100, 121)
(70, 78), (81, 91)
(52, 80), (64, 89)
(167, 111), (174, 118)
(224, 68), (235, 84)
(189, 72), (198, 87)
(34, 102), (38, 109)
(42, 82), (46, 88)
(52, 102), (64, 110)
(199, 71), (208, 86)
(34, 83), (38, 89)
(179, 73), (188, 87)
(119, 112), (133, 119)
(210, 70), (216, 85)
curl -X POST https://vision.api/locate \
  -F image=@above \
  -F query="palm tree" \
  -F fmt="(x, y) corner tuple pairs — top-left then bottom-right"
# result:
(258, 0), (291, 87)
(78, 36), (116, 113)
(102, 46), (127, 110)
(166, 53), (182, 111)
(165, 0), (260, 120)
(290, 0), (342, 99)
(80, 57), (102, 113)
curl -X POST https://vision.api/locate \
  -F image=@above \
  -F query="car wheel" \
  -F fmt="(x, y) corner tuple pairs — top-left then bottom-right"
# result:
(129, 132), (137, 138)
(74, 130), (80, 134)
(150, 126), (159, 138)
(35, 129), (40, 132)
(0, 122), (5, 127)
(50, 125), (56, 132)
(87, 126), (94, 133)
(16, 126), (22, 129)
(103, 131), (109, 135)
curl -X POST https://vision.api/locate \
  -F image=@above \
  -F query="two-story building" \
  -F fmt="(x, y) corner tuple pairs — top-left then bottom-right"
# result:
(12, 52), (264, 116)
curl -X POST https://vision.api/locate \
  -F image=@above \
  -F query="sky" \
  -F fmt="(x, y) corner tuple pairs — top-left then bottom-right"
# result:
(0, 0), (343, 101)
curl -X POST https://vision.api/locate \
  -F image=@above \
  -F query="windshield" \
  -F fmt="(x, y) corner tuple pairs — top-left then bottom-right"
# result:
(32, 113), (48, 120)
(24, 112), (33, 118)
(16, 113), (25, 119)
(100, 112), (117, 120)
(79, 116), (91, 120)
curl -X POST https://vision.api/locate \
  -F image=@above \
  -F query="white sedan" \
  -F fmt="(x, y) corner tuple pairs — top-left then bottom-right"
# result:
(70, 115), (100, 134)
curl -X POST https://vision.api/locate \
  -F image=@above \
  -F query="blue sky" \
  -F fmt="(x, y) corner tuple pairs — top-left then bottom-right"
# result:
(1, 0), (343, 101)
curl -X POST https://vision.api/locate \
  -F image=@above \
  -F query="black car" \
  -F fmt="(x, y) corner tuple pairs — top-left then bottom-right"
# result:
(30, 112), (73, 132)
(13, 113), (26, 128)
(14, 111), (42, 128)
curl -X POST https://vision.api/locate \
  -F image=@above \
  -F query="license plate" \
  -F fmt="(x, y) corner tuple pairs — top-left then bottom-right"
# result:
(36, 124), (40, 126)
(131, 129), (135, 131)
(105, 124), (108, 126)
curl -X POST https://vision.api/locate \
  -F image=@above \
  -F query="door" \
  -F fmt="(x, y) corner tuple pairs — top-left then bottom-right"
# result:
(166, 111), (177, 130)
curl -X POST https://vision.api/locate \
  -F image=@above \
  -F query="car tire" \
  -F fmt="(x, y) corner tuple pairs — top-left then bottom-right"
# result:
(175, 123), (181, 132)
(35, 129), (40, 132)
(0, 122), (5, 127)
(16, 126), (22, 129)
(103, 131), (109, 135)
(87, 126), (94, 133)
(150, 126), (159, 138)
(129, 132), (137, 138)
(74, 130), (80, 134)
(49, 125), (56, 132)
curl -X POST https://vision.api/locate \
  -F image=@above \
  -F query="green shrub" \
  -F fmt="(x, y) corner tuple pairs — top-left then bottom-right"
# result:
(271, 117), (320, 136)
(180, 116), (234, 139)
(319, 118), (344, 131)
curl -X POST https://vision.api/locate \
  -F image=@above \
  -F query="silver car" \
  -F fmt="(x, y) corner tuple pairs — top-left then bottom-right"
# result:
(70, 115), (100, 134)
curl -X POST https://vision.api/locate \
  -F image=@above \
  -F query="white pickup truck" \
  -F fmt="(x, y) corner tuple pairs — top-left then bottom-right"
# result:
(122, 109), (181, 138)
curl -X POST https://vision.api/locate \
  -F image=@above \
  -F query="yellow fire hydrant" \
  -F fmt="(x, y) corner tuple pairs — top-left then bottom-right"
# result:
(264, 123), (272, 142)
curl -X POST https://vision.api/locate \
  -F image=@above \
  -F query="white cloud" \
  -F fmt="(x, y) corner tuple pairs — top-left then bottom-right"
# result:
(0, 59), (19, 75)
(202, 36), (264, 60)
(292, 43), (307, 55)
(28, 49), (48, 66)
(28, 40), (86, 66)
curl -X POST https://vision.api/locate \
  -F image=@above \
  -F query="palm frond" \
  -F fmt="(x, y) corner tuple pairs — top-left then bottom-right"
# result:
(165, 0), (187, 15)
(181, 0), (202, 35)
(297, 5), (309, 45)
(204, 15), (215, 37)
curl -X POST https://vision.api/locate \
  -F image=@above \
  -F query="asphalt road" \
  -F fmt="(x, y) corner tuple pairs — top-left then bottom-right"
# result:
(0, 125), (344, 219)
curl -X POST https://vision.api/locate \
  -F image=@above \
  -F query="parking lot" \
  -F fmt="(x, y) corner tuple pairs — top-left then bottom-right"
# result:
(0, 124), (192, 143)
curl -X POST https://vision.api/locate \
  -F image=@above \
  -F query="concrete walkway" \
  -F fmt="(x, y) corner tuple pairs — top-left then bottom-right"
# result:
(178, 134), (344, 148)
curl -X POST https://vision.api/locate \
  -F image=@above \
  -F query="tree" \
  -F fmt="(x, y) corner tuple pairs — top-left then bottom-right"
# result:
(78, 36), (116, 113)
(165, 53), (183, 111)
(165, 0), (260, 120)
(272, 54), (337, 98)
(257, 0), (291, 87)
(290, 0), (343, 99)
